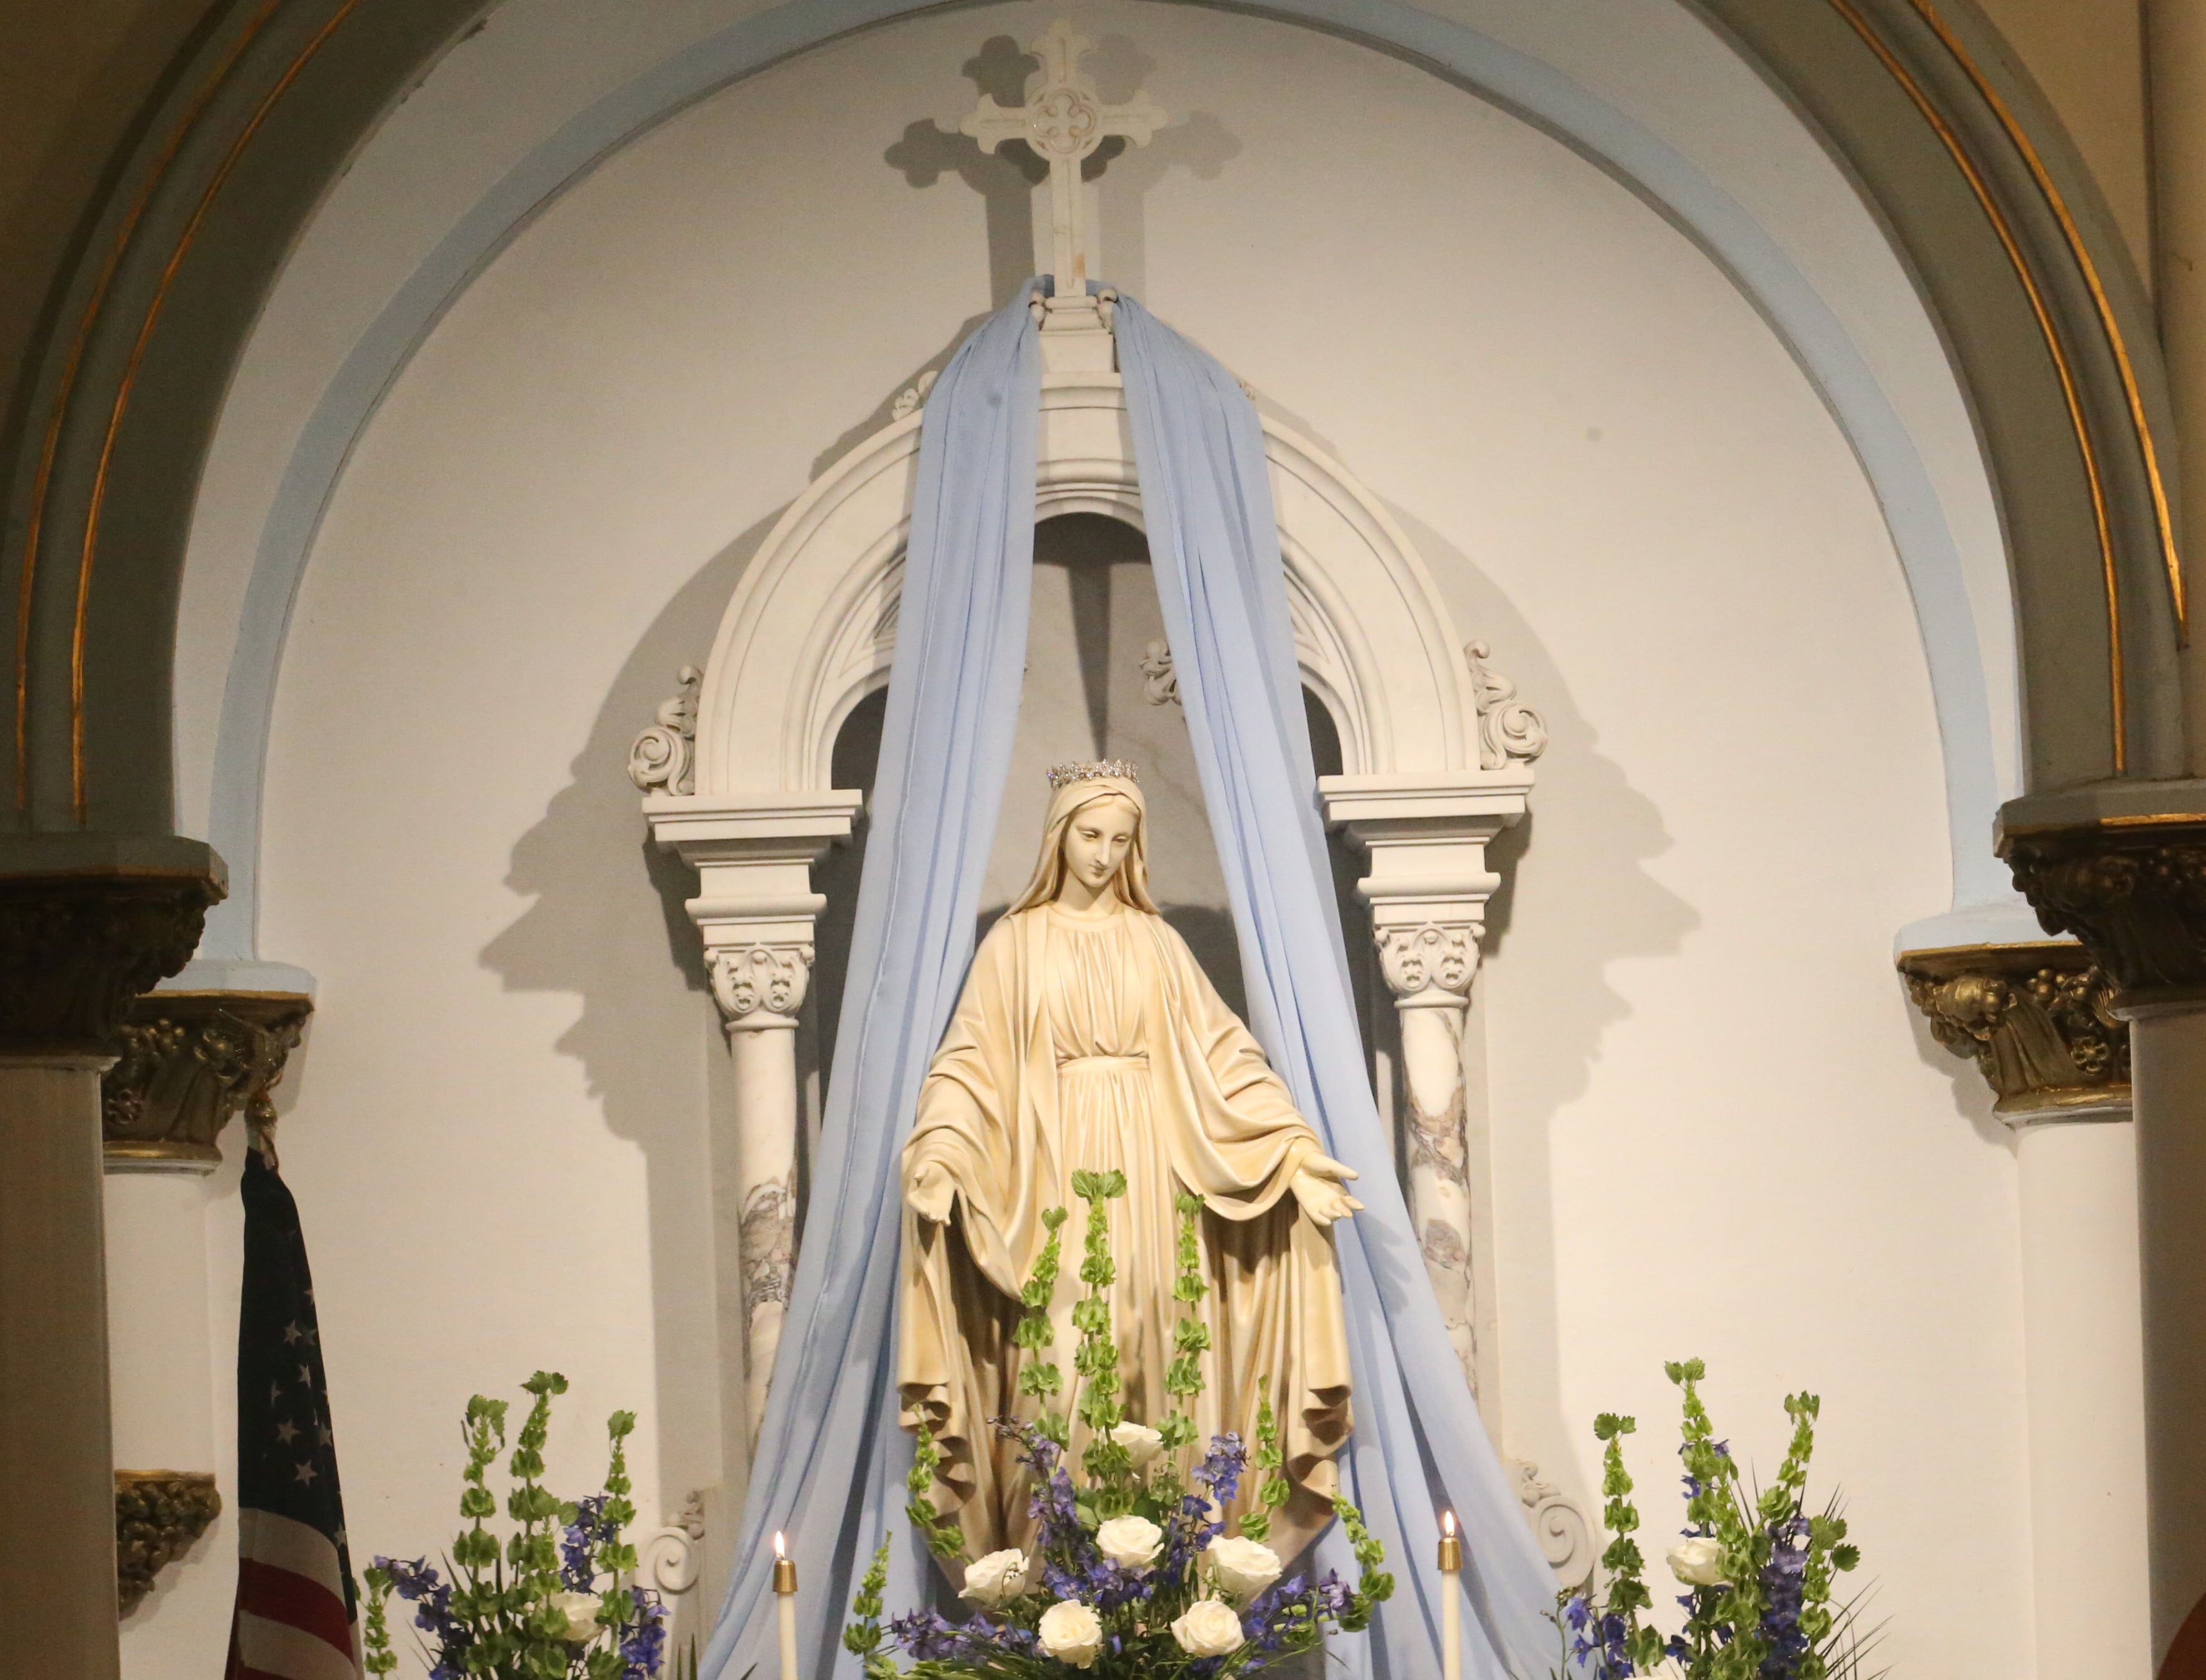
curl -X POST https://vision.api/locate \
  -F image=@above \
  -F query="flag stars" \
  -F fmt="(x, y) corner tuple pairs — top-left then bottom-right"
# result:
(297, 1364), (313, 1386)
(282, 1321), (304, 1345)
(293, 1461), (318, 1486)
(274, 1419), (299, 1445)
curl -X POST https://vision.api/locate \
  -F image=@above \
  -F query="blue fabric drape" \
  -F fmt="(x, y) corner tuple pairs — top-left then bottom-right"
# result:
(702, 285), (1043, 1680)
(1112, 293), (1559, 1680)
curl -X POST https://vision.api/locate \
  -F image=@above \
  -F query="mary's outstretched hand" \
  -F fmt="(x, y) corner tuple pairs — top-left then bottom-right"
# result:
(1289, 1154), (1363, 1226)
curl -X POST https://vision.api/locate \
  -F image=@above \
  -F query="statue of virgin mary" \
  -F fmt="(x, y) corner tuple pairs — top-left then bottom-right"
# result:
(898, 762), (1362, 1563)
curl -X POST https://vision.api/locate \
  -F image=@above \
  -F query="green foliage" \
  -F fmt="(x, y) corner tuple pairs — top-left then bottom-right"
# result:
(1159, 1193), (1211, 1456)
(1327, 1493), (1396, 1633)
(360, 1373), (667, 1680)
(906, 1424), (970, 1560)
(1013, 1207), (1070, 1441)
(844, 1537), (901, 1679)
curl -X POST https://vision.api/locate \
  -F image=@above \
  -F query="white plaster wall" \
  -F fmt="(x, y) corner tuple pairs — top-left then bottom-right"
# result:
(227, 6), (2026, 1678)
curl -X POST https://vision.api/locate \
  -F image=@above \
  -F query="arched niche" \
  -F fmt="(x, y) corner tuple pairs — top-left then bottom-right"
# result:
(633, 339), (1582, 1587)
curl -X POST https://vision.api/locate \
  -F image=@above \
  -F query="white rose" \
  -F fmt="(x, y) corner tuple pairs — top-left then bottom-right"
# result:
(960, 1548), (1030, 1608)
(1094, 1514), (1164, 1572)
(1203, 1535), (1283, 1604)
(1669, 1535), (1728, 1588)
(1171, 1597), (1246, 1659)
(549, 1590), (601, 1644)
(1037, 1600), (1105, 1667)
(1109, 1422), (1165, 1471)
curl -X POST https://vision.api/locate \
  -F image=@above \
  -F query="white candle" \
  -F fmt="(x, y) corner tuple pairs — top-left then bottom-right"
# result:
(1437, 1509), (1462, 1680)
(773, 1530), (799, 1680)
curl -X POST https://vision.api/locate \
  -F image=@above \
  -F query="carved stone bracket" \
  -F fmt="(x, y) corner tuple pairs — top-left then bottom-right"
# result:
(115, 1470), (221, 1614)
(1465, 641), (1548, 770)
(0, 862), (224, 1054)
(710, 943), (814, 1032)
(2000, 814), (2206, 1001)
(628, 666), (702, 797)
(1509, 1458), (1596, 1591)
(1899, 942), (2129, 1123)
(642, 1488), (708, 1596)
(102, 992), (313, 1170)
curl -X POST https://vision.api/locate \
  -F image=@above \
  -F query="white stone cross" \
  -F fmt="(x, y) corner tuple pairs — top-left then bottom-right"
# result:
(961, 19), (1166, 301)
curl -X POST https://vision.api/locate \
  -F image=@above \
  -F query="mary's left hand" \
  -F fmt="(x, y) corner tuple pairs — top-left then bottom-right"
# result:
(1289, 1155), (1364, 1226)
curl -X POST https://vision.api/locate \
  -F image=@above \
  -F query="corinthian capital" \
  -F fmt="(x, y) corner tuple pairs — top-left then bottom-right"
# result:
(102, 991), (313, 1170)
(1898, 942), (2128, 1123)
(1375, 921), (1478, 1005)
(710, 943), (814, 1029)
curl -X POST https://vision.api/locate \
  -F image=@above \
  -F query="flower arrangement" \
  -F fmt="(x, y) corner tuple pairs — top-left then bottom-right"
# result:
(1555, 1359), (1875, 1680)
(843, 1170), (1394, 1675)
(361, 1371), (672, 1680)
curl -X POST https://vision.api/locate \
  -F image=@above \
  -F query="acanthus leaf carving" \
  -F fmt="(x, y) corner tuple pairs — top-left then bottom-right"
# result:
(641, 1488), (707, 1595)
(628, 666), (701, 796)
(103, 992), (312, 1169)
(709, 943), (814, 1027)
(1508, 1459), (1596, 1591)
(1898, 941), (2129, 1120)
(1466, 641), (1547, 769)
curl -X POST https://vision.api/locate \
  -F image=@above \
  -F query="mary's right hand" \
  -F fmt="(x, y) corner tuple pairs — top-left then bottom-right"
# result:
(906, 1159), (956, 1223)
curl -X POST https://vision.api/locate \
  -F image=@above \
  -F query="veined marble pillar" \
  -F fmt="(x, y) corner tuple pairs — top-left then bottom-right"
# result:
(636, 727), (862, 1466)
(102, 987), (309, 1639)
(0, 853), (222, 1680)
(1901, 940), (2149, 1678)
(2001, 799), (2206, 1670)
(710, 943), (812, 1451)
(1321, 770), (1529, 1406)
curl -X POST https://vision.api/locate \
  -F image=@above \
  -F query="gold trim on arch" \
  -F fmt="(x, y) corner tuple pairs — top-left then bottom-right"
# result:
(1823, 0), (2129, 769)
(67, 0), (367, 824)
(1909, 0), (2187, 645)
(11, 0), (287, 816)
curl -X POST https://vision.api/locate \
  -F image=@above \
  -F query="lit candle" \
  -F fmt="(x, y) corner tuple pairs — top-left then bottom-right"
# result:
(773, 1531), (799, 1680)
(1437, 1509), (1462, 1680)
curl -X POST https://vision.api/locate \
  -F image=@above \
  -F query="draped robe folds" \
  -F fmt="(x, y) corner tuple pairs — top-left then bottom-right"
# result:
(898, 900), (1354, 1564)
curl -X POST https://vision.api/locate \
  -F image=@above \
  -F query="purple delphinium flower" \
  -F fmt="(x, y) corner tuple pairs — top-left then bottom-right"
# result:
(619, 1587), (669, 1680)
(376, 1555), (465, 1646)
(1756, 1516), (1811, 1677)
(561, 1494), (609, 1589)
(993, 1419), (1089, 1558)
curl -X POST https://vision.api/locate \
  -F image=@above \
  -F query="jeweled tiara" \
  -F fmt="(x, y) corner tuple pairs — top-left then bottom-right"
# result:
(1046, 759), (1140, 789)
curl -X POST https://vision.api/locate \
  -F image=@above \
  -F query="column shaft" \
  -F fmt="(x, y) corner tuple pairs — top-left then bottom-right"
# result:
(2014, 1117), (2152, 1677)
(1, 1057), (122, 1680)
(725, 1017), (802, 1451)
(2129, 1003), (2206, 1662)
(1395, 998), (1476, 1390)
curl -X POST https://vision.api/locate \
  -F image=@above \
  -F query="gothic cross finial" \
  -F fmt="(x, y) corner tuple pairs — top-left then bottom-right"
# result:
(961, 19), (1166, 301)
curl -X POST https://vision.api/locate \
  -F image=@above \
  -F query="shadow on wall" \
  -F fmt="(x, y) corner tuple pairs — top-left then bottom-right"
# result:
(477, 506), (787, 1647)
(885, 33), (1241, 307)
(1388, 508), (1698, 1474)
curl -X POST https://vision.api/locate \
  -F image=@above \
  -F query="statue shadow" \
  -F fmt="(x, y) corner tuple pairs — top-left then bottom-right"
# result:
(477, 506), (786, 1650)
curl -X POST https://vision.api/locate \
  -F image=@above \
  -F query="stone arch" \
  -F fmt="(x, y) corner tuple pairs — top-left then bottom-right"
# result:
(692, 372), (1473, 800)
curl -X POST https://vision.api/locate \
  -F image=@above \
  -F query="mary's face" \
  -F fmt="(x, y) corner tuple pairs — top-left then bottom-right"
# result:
(1059, 796), (1139, 894)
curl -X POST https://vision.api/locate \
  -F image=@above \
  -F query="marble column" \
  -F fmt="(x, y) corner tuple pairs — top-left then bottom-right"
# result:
(638, 764), (862, 1473)
(101, 987), (309, 1636)
(2001, 800), (2206, 1668)
(708, 942), (812, 1452)
(1320, 772), (1528, 1406)
(1900, 940), (2150, 1677)
(0, 854), (221, 1680)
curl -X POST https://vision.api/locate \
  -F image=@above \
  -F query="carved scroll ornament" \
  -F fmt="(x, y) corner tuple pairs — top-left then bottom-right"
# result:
(628, 666), (701, 797)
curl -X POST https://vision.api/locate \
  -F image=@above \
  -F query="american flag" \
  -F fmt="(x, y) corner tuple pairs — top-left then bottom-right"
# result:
(225, 1144), (361, 1680)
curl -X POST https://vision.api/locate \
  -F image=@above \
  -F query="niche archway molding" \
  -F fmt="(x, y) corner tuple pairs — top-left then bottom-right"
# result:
(631, 351), (1585, 1586)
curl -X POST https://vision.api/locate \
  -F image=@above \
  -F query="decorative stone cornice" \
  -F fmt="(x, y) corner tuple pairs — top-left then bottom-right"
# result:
(1998, 801), (2206, 1000)
(115, 1470), (221, 1614)
(1898, 941), (2129, 1123)
(102, 992), (313, 1171)
(0, 861), (224, 1055)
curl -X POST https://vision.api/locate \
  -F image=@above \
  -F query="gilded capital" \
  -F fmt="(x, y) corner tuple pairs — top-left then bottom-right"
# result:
(1898, 942), (2129, 1123)
(115, 1470), (221, 1614)
(1999, 816), (2206, 999)
(0, 865), (223, 1054)
(103, 992), (312, 1170)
